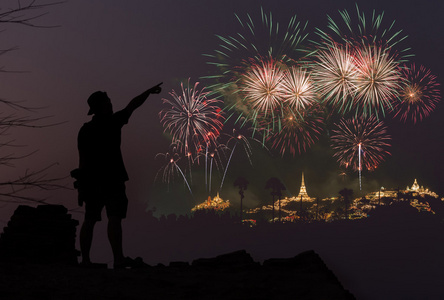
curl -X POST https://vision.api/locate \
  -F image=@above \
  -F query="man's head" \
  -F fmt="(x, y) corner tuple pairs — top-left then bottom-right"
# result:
(87, 91), (113, 115)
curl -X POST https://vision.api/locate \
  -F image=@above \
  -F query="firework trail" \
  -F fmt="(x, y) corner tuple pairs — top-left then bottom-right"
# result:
(314, 3), (411, 60)
(155, 146), (193, 197)
(358, 142), (362, 190)
(195, 139), (228, 196)
(219, 124), (264, 192)
(392, 64), (441, 123)
(159, 80), (225, 157)
(330, 116), (391, 189)
(203, 7), (309, 84)
(266, 104), (325, 156)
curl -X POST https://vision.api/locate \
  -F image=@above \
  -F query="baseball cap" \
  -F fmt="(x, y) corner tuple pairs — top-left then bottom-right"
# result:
(87, 91), (108, 115)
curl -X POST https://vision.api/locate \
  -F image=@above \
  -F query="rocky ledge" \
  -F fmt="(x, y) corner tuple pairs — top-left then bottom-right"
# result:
(0, 249), (355, 300)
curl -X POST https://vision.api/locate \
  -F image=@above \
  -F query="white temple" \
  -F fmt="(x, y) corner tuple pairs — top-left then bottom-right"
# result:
(191, 193), (231, 212)
(406, 179), (438, 198)
(247, 172), (315, 215)
(293, 173), (314, 202)
(366, 178), (439, 201)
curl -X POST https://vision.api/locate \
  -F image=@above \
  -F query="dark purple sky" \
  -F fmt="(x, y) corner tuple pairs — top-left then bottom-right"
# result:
(0, 0), (443, 221)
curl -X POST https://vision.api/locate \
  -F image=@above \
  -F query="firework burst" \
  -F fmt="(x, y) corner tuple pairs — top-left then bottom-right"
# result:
(311, 44), (358, 112)
(159, 80), (225, 156)
(203, 7), (309, 81)
(240, 59), (285, 114)
(311, 4), (410, 118)
(237, 58), (320, 136)
(281, 66), (318, 111)
(330, 116), (391, 172)
(392, 64), (441, 123)
(202, 8), (309, 130)
(314, 3), (411, 60)
(353, 45), (402, 117)
(266, 105), (325, 156)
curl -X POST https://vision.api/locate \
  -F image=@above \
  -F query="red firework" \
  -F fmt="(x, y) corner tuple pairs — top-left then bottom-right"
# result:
(159, 80), (225, 156)
(265, 104), (325, 156)
(330, 116), (391, 171)
(392, 64), (441, 123)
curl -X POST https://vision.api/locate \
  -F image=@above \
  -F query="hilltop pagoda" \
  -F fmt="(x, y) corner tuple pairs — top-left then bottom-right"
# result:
(246, 172), (315, 216)
(407, 179), (420, 192)
(294, 173), (313, 202)
(406, 178), (438, 198)
(191, 193), (230, 212)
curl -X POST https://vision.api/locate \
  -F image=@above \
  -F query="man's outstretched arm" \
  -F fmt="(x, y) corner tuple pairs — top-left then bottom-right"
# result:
(125, 82), (162, 114)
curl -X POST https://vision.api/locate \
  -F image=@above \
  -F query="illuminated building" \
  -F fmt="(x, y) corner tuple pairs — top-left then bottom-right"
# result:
(408, 179), (420, 192)
(365, 187), (397, 201)
(286, 172), (315, 203)
(247, 172), (315, 216)
(365, 178), (439, 203)
(406, 179), (439, 198)
(191, 193), (230, 212)
(247, 176), (440, 222)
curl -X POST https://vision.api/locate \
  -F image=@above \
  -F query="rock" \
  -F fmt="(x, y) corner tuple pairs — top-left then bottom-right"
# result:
(264, 249), (325, 268)
(0, 248), (355, 299)
(263, 250), (354, 299)
(191, 249), (257, 268)
(169, 261), (190, 268)
(0, 204), (80, 265)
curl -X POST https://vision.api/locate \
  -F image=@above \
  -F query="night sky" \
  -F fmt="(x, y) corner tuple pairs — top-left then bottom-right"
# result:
(1, 0), (443, 224)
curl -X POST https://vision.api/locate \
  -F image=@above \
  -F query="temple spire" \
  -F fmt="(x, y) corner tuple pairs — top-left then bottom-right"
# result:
(296, 172), (309, 200)
(411, 179), (419, 191)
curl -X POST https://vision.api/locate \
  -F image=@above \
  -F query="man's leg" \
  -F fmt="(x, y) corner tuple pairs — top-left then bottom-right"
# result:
(108, 216), (125, 266)
(80, 219), (96, 264)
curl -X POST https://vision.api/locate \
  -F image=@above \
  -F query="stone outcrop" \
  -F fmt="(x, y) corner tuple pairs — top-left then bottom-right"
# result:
(0, 205), (355, 298)
(0, 204), (79, 264)
(191, 249), (257, 268)
(0, 248), (355, 299)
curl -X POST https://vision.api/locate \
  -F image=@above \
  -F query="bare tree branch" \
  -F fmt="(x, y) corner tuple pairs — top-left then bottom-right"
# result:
(0, 163), (70, 203)
(0, 113), (67, 129)
(0, 1), (68, 204)
(0, 0), (64, 28)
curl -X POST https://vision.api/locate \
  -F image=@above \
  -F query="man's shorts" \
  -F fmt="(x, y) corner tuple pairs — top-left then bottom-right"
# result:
(82, 182), (128, 221)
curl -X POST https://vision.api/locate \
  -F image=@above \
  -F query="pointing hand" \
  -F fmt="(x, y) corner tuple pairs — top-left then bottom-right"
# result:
(149, 82), (163, 94)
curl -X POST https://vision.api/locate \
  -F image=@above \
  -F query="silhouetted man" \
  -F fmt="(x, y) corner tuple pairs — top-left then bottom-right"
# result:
(76, 83), (162, 269)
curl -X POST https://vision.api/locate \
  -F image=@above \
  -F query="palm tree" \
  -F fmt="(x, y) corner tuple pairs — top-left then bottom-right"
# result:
(339, 188), (353, 219)
(265, 177), (286, 222)
(234, 177), (249, 222)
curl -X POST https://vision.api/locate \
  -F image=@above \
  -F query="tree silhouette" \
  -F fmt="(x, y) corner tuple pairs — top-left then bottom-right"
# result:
(265, 177), (286, 222)
(233, 176), (248, 222)
(339, 188), (353, 219)
(0, 1), (65, 204)
(0, 1), (61, 28)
